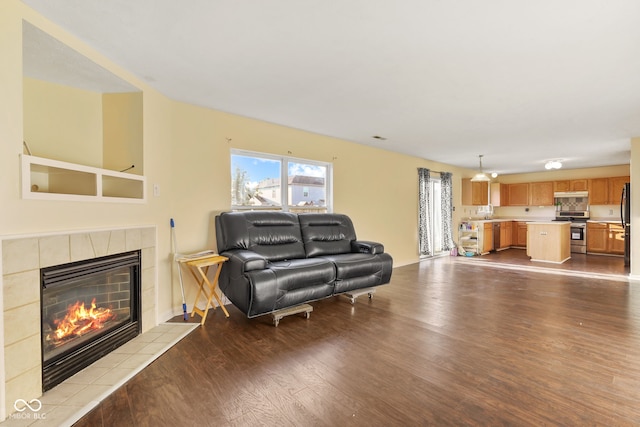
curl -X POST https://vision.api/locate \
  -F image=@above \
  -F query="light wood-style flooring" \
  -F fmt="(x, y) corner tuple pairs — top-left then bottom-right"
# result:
(74, 254), (640, 426)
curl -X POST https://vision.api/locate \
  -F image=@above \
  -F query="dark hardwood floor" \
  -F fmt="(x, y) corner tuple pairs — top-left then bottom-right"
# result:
(74, 255), (640, 426)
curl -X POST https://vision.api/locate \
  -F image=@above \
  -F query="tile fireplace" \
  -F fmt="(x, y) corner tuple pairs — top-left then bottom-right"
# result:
(1, 226), (157, 421)
(41, 250), (141, 391)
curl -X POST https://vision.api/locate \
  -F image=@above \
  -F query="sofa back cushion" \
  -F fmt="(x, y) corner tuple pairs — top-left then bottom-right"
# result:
(215, 211), (306, 261)
(299, 213), (357, 257)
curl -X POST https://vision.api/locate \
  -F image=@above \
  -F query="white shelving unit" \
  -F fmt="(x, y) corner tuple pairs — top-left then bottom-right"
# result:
(459, 221), (480, 255)
(21, 154), (146, 203)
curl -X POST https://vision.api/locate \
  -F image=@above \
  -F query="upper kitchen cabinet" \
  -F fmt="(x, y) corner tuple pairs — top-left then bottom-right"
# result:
(608, 176), (630, 205)
(490, 183), (509, 206)
(529, 181), (554, 206)
(507, 183), (529, 206)
(588, 178), (609, 205)
(554, 179), (588, 192)
(462, 178), (488, 205)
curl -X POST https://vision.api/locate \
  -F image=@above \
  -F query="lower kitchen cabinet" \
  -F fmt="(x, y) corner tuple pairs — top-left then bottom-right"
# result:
(499, 221), (512, 248)
(482, 223), (493, 254)
(587, 223), (607, 253)
(511, 221), (527, 247)
(587, 222), (623, 255)
(608, 223), (625, 255)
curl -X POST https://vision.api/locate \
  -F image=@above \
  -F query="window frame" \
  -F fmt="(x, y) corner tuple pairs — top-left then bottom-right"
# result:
(230, 149), (333, 212)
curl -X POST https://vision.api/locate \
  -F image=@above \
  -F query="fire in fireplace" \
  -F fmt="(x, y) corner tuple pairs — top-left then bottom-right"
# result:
(41, 250), (141, 391)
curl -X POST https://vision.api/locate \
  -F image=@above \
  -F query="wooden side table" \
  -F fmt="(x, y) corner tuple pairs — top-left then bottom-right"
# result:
(178, 253), (229, 325)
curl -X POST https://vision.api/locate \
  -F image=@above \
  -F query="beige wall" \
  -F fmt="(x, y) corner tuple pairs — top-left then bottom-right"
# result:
(103, 92), (144, 174)
(166, 102), (470, 266)
(23, 77), (103, 167)
(2, 0), (476, 330)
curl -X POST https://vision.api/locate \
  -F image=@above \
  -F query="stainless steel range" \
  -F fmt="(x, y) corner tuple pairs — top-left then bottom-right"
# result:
(554, 211), (589, 253)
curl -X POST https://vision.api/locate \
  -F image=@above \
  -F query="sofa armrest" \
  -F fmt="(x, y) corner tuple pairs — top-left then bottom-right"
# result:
(351, 240), (385, 255)
(221, 249), (268, 273)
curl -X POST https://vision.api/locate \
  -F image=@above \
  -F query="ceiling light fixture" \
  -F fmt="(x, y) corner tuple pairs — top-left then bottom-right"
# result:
(470, 155), (491, 182)
(545, 160), (563, 170)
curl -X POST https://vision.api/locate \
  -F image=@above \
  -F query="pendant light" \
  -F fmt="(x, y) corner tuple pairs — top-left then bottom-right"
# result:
(470, 155), (491, 182)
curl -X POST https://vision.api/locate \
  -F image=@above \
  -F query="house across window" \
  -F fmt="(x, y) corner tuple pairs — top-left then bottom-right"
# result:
(230, 150), (332, 212)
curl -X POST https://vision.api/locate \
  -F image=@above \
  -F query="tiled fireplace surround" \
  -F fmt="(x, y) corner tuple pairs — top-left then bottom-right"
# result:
(0, 226), (157, 420)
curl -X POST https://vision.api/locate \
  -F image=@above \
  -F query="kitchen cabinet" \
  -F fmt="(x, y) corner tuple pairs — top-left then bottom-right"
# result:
(554, 179), (588, 192)
(462, 178), (489, 206)
(609, 223), (625, 255)
(490, 183), (509, 207)
(529, 181), (554, 206)
(571, 179), (588, 191)
(608, 176), (630, 205)
(499, 221), (512, 248)
(526, 222), (571, 263)
(508, 183), (529, 206)
(586, 222), (608, 253)
(482, 222), (493, 254)
(511, 221), (528, 247)
(588, 178), (609, 205)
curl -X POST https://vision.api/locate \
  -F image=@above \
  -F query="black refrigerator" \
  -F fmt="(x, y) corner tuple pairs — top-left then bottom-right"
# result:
(621, 182), (631, 266)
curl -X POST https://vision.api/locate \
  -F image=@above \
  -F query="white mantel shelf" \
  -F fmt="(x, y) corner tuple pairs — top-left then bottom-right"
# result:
(21, 154), (146, 203)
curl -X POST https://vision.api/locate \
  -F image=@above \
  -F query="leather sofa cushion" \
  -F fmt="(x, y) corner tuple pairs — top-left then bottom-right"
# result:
(244, 257), (336, 315)
(216, 211), (306, 261)
(318, 253), (384, 279)
(299, 213), (357, 257)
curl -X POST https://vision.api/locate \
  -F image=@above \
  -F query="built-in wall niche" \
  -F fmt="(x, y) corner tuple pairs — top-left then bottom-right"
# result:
(22, 155), (145, 202)
(22, 21), (145, 201)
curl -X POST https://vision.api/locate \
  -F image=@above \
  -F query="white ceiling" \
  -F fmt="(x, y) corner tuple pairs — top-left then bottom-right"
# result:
(21, 0), (640, 175)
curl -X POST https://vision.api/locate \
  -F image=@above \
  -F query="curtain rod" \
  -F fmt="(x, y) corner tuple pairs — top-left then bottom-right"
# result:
(417, 167), (449, 174)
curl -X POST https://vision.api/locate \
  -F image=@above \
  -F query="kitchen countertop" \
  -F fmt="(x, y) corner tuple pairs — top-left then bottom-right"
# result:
(525, 221), (570, 225)
(463, 218), (553, 223)
(588, 218), (622, 223)
(464, 217), (621, 224)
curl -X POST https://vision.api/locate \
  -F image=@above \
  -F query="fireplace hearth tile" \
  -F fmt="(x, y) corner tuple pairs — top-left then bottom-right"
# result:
(89, 352), (130, 369)
(0, 323), (198, 426)
(65, 368), (111, 386)
(91, 368), (133, 386)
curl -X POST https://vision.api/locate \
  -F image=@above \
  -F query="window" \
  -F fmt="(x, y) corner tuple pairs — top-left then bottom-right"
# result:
(230, 149), (332, 212)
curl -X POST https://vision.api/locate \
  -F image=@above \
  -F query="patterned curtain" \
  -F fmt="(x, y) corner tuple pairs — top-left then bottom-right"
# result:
(418, 168), (431, 256)
(440, 172), (455, 251)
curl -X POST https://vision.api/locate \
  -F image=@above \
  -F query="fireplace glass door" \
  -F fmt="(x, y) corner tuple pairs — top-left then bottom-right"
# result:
(41, 250), (141, 391)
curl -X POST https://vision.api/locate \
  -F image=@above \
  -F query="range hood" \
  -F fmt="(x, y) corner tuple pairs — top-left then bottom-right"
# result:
(554, 191), (589, 198)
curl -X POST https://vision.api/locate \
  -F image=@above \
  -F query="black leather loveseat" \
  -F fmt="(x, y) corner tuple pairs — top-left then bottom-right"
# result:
(214, 211), (393, 319)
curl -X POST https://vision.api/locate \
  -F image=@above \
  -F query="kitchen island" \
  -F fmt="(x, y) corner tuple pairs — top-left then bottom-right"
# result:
(526, 221), (571, 263)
